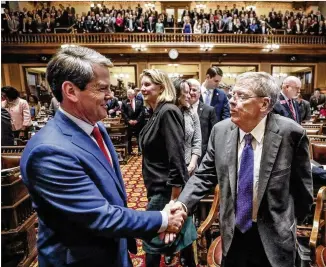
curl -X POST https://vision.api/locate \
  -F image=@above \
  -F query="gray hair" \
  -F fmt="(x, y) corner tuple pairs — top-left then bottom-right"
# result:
(187, 78), (201, 90)
(282, 76), (302, 88)
(46, 46), (113, 102)
(235, 72), (280, 110)
(127, 89), (135, 95)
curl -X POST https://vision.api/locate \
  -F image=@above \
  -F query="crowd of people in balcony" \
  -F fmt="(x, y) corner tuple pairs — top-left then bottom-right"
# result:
(1, 3), (325, 35)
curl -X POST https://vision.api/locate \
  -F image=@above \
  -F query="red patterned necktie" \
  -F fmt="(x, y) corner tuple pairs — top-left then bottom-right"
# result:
(92, 126), (112, 166)
(288, 99), (297, 121)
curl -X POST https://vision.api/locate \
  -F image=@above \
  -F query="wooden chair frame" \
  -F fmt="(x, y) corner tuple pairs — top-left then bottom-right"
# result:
(197, 186), (221, 267)
(308, 135), (326, 161)
(303, 124), (323, 135)
(309, 186), (326, 267)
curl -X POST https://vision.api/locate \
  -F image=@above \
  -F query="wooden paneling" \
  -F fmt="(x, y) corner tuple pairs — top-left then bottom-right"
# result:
(316, 63), (326, 91)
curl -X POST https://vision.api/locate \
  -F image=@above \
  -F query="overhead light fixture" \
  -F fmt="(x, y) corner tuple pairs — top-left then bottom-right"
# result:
(131, 44), (147, 52)
(200, 44), (214, 51)
(61, 44), (77, 48)
(196, 3), (206, 9)
(168, 73), (183, 78)
(262, 43), (280, 52)
(145, 3), (155, 9)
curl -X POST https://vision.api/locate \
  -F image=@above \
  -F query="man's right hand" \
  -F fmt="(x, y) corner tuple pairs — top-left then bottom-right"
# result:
(163, 201), (187, 233)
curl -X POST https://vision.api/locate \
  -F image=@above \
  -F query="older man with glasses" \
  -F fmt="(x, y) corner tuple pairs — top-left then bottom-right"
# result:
(169, 72), (313, 267)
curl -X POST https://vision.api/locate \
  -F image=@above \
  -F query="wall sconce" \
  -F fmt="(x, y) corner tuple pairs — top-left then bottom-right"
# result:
(90, 3), (95, 8)
(246, 5), (256, 11)
(114, 73), (130, 79)
(132, 44), (147, 52)
(200, 44), (214, 51)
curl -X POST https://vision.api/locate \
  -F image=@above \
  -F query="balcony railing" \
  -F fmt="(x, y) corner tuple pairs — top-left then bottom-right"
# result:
(2, 33), (326, 46)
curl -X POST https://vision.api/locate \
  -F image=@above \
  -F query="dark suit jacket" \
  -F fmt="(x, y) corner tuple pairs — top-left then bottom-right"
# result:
(106, 97), (120, 117)
(1, 108), (14, 146)
(121, 98), (144, 130)
(178, 113), (313, 267)
(20, 111), (162, 267)
(298, 99), (311, 122)
(196, 102), (217, 163)
(201, 88), (230, 122)
(310, 94), (326, 110)
(139, 102), (188, 197)
(273, 94), (301, 124)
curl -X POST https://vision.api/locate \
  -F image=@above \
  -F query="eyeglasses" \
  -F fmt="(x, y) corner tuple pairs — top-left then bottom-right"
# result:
(230, 93), (267, 102)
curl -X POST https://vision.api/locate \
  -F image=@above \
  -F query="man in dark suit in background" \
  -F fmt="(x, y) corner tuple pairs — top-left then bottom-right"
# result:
(106, 91), (120, 117)
(297, 93), (311, 122)
(310, 88), (326, 112)
(273, 76), (301, 124)
(170, 72), (313, 267)
(122, 89), (144, 155)
(201, 66), (230, 122)
(188, 78), (217, 164)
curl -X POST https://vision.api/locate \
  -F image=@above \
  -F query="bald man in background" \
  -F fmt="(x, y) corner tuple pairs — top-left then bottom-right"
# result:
(273, 76), (301, 124)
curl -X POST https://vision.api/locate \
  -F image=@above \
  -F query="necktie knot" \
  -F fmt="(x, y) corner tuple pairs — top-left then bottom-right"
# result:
(244, 134), (252, 145)
(92, 126), (102, 139)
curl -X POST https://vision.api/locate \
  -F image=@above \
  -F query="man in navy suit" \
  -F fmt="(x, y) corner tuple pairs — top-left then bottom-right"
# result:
(20, 46), (186, 267)
(201, 66), (230, 122)
(273, 76), (301, 124)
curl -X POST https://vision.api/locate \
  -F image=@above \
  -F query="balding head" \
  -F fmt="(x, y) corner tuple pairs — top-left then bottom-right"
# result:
(281, 76), (301, 99)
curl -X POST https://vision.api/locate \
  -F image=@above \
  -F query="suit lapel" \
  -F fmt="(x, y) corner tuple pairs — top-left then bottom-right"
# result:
(54, 112), (127, 201)
(98, 123), (127, 201)
(197, 102), (204, 118)
(226, 124), (238, 202)
(280, 94), (295, 120)
(256, 114), (282, 210)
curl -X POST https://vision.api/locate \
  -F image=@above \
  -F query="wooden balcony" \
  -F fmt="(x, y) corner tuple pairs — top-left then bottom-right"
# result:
(2, 33), (326, 46)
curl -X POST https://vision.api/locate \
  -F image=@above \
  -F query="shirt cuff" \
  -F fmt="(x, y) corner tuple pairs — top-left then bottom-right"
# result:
(180, 202), (188, 214)
(158, 211), (168, 233)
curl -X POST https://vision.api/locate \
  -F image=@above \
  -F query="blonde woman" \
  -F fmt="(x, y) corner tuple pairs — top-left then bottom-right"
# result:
(139, 69), (196, 267)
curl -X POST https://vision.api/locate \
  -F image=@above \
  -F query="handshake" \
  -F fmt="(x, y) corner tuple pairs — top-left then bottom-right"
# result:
(160, 201), (187, 244)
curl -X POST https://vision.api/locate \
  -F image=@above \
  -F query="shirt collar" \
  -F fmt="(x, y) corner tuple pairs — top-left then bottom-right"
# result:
(281, 91), (290, 102)
(239, 116), (267, 145)
(59, 107), (95, 136)
(201, 83), (214, 94)
(192, 100), (200, 110)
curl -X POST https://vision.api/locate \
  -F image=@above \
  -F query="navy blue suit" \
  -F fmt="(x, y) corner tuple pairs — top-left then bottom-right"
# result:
(20, 110), (162, 267)
(273, 94), (301, 124)
(201, 88), (230, 122)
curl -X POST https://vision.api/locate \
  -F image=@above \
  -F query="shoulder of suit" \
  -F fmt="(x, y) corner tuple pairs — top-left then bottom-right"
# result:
(159, 103), (183, 117)
(271, 113), (304, 133)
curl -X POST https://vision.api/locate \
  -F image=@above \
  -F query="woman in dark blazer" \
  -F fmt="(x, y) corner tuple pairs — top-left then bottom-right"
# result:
(139, 69), (196, 267)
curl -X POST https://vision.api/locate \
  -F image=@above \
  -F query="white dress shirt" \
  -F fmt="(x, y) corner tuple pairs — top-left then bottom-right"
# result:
(201, 84), (214, 105)
(192, 100), (200, 112)
(238, 116), (267, 222)
(58, 107), (168, 232)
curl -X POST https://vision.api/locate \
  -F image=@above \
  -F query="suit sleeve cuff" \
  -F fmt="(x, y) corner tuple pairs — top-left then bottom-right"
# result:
(158, 211), (168, 233)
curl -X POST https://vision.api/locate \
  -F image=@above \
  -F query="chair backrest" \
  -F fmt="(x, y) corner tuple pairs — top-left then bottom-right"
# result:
(309, 186), (326, 267)
(308, 135), (326, 160)
(311, 144), (326, 165)
(1, 155), (21, 169)
(1, 146), (25, 154)
(303, 124), (323, 135)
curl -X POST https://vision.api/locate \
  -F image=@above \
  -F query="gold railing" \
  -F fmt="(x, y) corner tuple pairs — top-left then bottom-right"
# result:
(1, 33), (326, 45)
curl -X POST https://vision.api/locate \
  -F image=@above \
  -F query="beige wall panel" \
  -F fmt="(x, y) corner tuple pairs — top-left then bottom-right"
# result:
(316, 63), (326, 91)
(260, 63), (271, 73)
